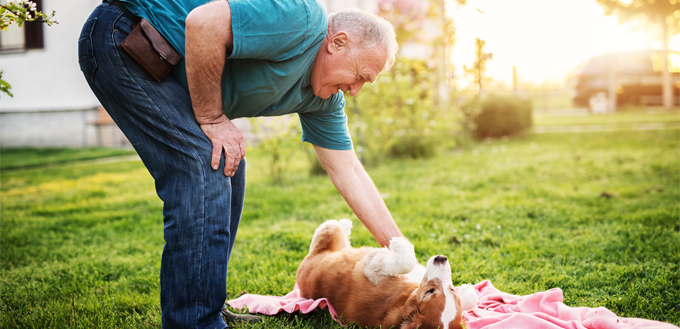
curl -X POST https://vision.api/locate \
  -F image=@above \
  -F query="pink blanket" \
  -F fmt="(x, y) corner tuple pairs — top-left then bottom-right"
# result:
(227, 280), (679, 329)
(227, 284), (340, 321)
(466, 280), (678, 329)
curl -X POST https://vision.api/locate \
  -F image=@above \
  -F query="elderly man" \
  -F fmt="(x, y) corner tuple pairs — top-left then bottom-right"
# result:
(79, 0), (402, 328)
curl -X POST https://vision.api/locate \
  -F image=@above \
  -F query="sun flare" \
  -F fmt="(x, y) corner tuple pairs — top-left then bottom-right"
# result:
(449, 0), (677, 89)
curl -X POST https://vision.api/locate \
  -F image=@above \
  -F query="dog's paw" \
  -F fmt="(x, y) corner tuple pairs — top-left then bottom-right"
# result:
(457, 284), (477, 311)
(337, 218), (352, 237)
(389, 237), (414, 255)
(385, 237), (416, 274)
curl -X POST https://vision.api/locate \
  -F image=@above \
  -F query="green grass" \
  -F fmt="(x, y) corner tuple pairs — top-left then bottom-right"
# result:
(2, 128), (679, 328)
(0, 147), (137, 170)
(525, 89), (576, 110)
(533, 108), (680, 127)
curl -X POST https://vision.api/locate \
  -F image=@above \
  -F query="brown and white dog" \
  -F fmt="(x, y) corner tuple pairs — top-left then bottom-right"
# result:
(296, 219), (477, 329)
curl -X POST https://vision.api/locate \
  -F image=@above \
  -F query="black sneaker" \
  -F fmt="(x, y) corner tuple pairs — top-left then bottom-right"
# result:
(221, 308), (264, 325)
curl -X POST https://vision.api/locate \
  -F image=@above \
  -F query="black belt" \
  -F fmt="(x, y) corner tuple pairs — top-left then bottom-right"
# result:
(107, 0), (141, 23)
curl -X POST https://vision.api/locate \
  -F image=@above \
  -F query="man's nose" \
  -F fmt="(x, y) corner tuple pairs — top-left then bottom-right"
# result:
(349, 81), (366, 96)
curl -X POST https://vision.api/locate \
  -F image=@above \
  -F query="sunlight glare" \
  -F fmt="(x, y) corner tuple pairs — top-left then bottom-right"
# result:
(449, 0), (675, 89)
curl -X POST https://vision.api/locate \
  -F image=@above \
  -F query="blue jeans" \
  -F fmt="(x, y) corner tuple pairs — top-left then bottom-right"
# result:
(78, 3), (245, 328)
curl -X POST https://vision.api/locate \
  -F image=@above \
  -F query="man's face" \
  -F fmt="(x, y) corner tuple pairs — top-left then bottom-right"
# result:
(311, 32), (388, 99)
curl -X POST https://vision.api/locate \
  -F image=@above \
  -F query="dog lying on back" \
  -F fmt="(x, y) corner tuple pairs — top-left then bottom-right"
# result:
(296, 219), (477, 329)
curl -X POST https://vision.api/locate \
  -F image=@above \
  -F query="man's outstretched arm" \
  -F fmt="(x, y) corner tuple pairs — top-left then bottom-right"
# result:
(313, 144), (403, 247)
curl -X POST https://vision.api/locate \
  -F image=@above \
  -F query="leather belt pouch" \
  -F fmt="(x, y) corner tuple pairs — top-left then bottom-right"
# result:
(118, 18), (180, 82)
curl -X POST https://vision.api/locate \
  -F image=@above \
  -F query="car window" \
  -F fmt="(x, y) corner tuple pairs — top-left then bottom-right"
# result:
(620, 53), (652, 73)
(580, 56), (610, 74)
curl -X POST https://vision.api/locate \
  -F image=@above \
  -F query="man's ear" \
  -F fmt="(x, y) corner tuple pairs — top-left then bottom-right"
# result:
(327, 31), (349, 54)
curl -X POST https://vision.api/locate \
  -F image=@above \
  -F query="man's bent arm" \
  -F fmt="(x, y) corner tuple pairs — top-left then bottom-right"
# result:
(313, 144), (403, 247)
(185, 1), (245, 177)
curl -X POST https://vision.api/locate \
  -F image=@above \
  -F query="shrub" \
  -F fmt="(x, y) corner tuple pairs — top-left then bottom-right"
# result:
(388, 135), (436, 159)
(471, 95), (532, 139)
(303, 143), (327, 176)
(249, 116), (301, 184)
(349, 58), (461, 165)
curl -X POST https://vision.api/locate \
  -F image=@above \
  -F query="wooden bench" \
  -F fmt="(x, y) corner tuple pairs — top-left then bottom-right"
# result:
(88, 106), (125, 147)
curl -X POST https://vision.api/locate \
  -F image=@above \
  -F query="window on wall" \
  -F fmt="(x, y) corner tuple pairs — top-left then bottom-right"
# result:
(0, 0), (44, 52)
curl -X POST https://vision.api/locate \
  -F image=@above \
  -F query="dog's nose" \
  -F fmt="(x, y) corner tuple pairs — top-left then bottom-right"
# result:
(433, 255), (448, 264)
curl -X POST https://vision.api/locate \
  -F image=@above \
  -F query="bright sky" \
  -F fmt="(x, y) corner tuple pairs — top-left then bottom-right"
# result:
(448, 0), (680, 89)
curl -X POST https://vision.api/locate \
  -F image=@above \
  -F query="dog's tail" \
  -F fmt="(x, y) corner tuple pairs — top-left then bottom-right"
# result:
(308, 219), (352, 254)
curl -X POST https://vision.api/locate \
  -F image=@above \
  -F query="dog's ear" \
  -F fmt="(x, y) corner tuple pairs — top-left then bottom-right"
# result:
(400, 300), (420, 329)
(400, 318), (420, 329)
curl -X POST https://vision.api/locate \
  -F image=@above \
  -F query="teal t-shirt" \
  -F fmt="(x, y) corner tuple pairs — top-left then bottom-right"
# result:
(121, 0), (352, 150)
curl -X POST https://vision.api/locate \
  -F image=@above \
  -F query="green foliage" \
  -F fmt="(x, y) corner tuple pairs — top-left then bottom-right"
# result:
(350, 58), (461, 165)
(2, 127), (679, 328)
(596, 0), (679, 36)
(0, 71), (12, 97)
(467, 95), (533, 139)
(302, 143), (327, 176)
(377, 0), (429, 44)
(0, 0), (57, 30)
(1, 0), (58, 98)
(249, 116), (302, 184)
(463, 38), (492, 94)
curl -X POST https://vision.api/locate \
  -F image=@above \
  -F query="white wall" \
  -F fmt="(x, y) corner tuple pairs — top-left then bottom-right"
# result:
(0, 0), (101, 111)
(0, 0), (104, 147)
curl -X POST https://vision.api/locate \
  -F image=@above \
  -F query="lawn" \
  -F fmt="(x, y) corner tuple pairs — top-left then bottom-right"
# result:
(1, 127), (679, 328)
(533, 108), (680, 127)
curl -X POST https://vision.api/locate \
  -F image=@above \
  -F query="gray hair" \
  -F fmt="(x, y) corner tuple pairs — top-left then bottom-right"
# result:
(328, 8), (399, 71)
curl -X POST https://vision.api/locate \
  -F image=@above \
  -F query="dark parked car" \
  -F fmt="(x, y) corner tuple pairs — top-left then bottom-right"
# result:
(571, 50), (680, 112)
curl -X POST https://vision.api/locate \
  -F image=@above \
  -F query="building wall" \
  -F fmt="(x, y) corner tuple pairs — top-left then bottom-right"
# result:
(0, 0), (106, 147)
(0, 0), (100, 111)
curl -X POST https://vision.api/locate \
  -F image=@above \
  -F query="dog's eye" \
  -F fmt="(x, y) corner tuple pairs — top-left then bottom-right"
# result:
(425, 288), (435, 295)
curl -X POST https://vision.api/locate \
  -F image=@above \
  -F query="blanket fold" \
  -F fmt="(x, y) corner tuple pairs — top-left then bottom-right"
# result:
(227, 284), (339, 321)
(226, 280), (679, 329)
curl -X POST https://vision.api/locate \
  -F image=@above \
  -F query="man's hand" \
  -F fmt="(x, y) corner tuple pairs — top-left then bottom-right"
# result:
(185, 1), (236, 175)
(198, 114), (245, 177)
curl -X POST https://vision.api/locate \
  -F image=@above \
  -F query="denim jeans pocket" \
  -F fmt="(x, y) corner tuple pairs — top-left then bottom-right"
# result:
(78, 17), (98, 80)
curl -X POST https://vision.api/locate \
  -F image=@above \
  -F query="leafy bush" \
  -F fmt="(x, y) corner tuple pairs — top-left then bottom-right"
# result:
(387, 135), (436, 159)
(349, 58), (461, 165)
(249, 116), (301, 184)
(469, 95), (533, 139)
(303, 143), (327, 176)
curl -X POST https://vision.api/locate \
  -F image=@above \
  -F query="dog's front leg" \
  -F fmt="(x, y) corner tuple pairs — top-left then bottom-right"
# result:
(362, 237), (417, 285)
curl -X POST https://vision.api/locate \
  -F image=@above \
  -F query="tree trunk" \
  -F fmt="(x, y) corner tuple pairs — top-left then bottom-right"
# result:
(661, 24), (673, 110)
(608, 58), (618, 112)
